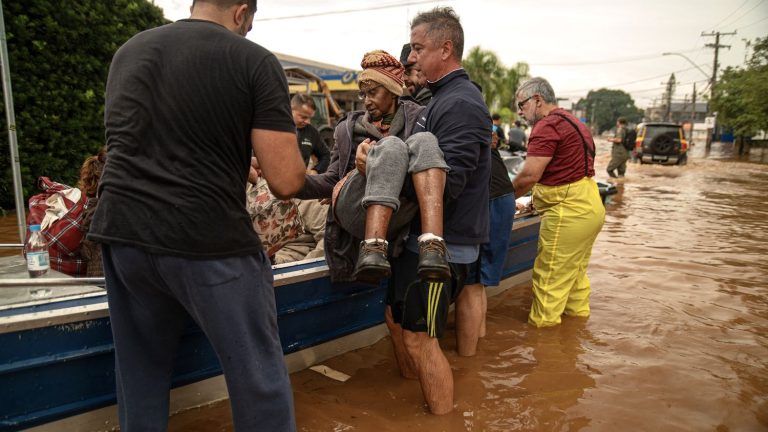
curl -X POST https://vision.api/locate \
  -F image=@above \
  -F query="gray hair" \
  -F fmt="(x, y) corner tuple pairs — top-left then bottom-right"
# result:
(517, 77), (557, 104)
(410, 7), (464, 62)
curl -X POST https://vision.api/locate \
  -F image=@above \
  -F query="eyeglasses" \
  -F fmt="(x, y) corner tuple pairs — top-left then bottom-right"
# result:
(517, 95), (535, 110)
(358, 85), (383, 101)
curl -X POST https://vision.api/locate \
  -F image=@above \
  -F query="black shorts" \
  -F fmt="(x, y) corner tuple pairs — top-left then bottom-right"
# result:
(386, 249), (468, 338)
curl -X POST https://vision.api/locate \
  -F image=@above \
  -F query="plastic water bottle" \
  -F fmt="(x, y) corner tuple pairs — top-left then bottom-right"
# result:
(25, 224), (50, 278)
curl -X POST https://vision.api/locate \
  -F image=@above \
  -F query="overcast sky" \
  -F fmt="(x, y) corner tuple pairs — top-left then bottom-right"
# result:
(152, 0), (768, 109)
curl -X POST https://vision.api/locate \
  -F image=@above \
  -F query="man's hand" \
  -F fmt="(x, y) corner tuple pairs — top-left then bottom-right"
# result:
(355, 138), (375, 176)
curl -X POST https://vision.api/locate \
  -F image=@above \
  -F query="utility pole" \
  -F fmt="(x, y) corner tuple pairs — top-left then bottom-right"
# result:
(701, 30), (736, 96)
(663, 73), (676, 122)
(690, 83), (696, 143)
(702, 30), (735, 147)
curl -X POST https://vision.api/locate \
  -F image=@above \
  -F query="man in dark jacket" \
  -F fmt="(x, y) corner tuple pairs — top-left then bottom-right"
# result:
(382, 6), (491, 415)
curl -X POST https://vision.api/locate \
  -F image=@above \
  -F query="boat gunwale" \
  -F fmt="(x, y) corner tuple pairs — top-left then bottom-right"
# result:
(0, 214), (540, 335)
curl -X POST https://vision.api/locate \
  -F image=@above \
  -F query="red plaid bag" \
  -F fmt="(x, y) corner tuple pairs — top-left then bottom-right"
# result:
(25, 177), (93, 277)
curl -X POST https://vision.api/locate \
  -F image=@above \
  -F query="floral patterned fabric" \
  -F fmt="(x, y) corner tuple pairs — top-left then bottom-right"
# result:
(246, 177), (303, 257)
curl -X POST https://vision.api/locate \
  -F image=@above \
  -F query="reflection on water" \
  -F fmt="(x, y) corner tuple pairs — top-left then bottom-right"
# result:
(288, 139), (768, 432)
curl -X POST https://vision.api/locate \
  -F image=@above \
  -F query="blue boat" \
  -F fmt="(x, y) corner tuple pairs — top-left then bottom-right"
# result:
(0, 213), (540, 431)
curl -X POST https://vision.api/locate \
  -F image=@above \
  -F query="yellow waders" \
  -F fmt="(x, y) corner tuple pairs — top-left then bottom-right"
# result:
(529, 177), (605, 327)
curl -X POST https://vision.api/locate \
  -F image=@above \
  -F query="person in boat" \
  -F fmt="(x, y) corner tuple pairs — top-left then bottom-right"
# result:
(381, 6), (492, 415)
(23, 148), (106, 277)
(88, 1), (305, 430)
(77, 147), (107, 277)
(273, 198), (328, 264)
(297, 49), (450, 284)
(511, 77), (605, 328)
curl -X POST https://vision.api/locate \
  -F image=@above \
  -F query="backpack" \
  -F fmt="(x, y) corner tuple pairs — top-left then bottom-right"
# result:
(25, 176), (92, 277)
(623, 127), (637, 151)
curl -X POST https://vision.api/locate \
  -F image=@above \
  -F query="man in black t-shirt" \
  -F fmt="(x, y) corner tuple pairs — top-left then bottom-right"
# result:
(88, 1), (305, 430)
(291, 94), (330, 174)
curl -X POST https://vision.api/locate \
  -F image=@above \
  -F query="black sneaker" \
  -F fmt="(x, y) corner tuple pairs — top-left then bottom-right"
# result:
(353, 240), (391, 283)
(417, 238), (450, 281)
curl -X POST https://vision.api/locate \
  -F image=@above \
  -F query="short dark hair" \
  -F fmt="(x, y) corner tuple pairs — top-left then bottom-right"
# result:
(514, 120), (522, 127)
(291, 93), (316, 110)
(617, 117), (627, 125)
(411, 7), (464, 62)
(492, 113), (501, 121)
(192, 0), (257, 13)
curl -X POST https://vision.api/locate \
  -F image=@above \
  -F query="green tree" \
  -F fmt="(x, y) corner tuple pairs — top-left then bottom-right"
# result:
(463, 46), (501, 108)
(576, 89), (643, 134)
(496, 63), (530, 114)
(462, 46), (529, 114)
(710, 36), (768, 136)
(0, 0), (167, 208)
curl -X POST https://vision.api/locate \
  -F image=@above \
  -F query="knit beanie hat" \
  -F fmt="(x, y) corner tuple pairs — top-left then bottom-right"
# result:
(358, 50), (404, 97)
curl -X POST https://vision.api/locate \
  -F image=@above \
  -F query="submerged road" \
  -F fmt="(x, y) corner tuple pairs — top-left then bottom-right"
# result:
(169, 139), (768, 432)
(2, 139), (766, 431)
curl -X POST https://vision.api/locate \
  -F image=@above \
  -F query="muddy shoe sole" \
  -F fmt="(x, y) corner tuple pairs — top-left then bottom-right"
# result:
(417, 265), (450, 282)
(353, 264), (391, 284)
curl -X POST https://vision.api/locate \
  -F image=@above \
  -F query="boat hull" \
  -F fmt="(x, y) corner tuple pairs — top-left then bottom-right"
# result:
(1, 215), (540, 431)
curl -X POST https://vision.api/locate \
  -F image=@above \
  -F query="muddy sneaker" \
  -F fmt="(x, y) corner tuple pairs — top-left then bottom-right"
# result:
(353, 239), (391, 283)
(417, 238), (450, 281)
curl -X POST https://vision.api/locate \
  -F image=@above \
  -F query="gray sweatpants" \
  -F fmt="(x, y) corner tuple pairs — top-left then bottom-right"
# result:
(335, 132), (448, 240)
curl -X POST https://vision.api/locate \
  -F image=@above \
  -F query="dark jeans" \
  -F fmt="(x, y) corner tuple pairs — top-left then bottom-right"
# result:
(103, 244), (296, 432)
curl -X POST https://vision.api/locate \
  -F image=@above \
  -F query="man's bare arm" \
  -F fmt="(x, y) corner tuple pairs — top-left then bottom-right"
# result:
(252, 129), (305, 199)
(511, 155), (552, 197)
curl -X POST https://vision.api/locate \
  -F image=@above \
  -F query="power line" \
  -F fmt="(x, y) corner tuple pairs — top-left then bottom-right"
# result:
(528, 48), (703, 67)
(557, 65), (710, 94)
(717, 0), (766, 29)
(253, 0), (447, 22)
(558, 78), (710, 101)
(738, 15), (768, 30)
(624, 79), (710, 95)
(710, 0), (751, 29)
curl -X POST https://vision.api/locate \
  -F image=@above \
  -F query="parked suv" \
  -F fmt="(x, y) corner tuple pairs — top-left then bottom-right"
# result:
(636, 122), (688, 165)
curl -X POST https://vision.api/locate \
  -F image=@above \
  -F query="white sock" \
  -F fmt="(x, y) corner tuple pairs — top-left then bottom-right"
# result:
(418, 233), (444, 243)
(364, 238), (388, 245)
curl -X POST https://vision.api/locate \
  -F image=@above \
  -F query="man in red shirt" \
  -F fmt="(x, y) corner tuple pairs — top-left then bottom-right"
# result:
(511, 77), (605, 327)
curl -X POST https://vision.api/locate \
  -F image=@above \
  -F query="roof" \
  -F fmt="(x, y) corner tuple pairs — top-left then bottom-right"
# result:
(274, 52), (360, 91)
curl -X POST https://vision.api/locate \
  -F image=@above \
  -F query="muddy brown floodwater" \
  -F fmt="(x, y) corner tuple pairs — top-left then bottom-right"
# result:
(2, 140), (767, 431)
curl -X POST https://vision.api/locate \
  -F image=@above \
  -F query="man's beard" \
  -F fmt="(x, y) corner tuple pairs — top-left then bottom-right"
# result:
(237, 17), (251, 36)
